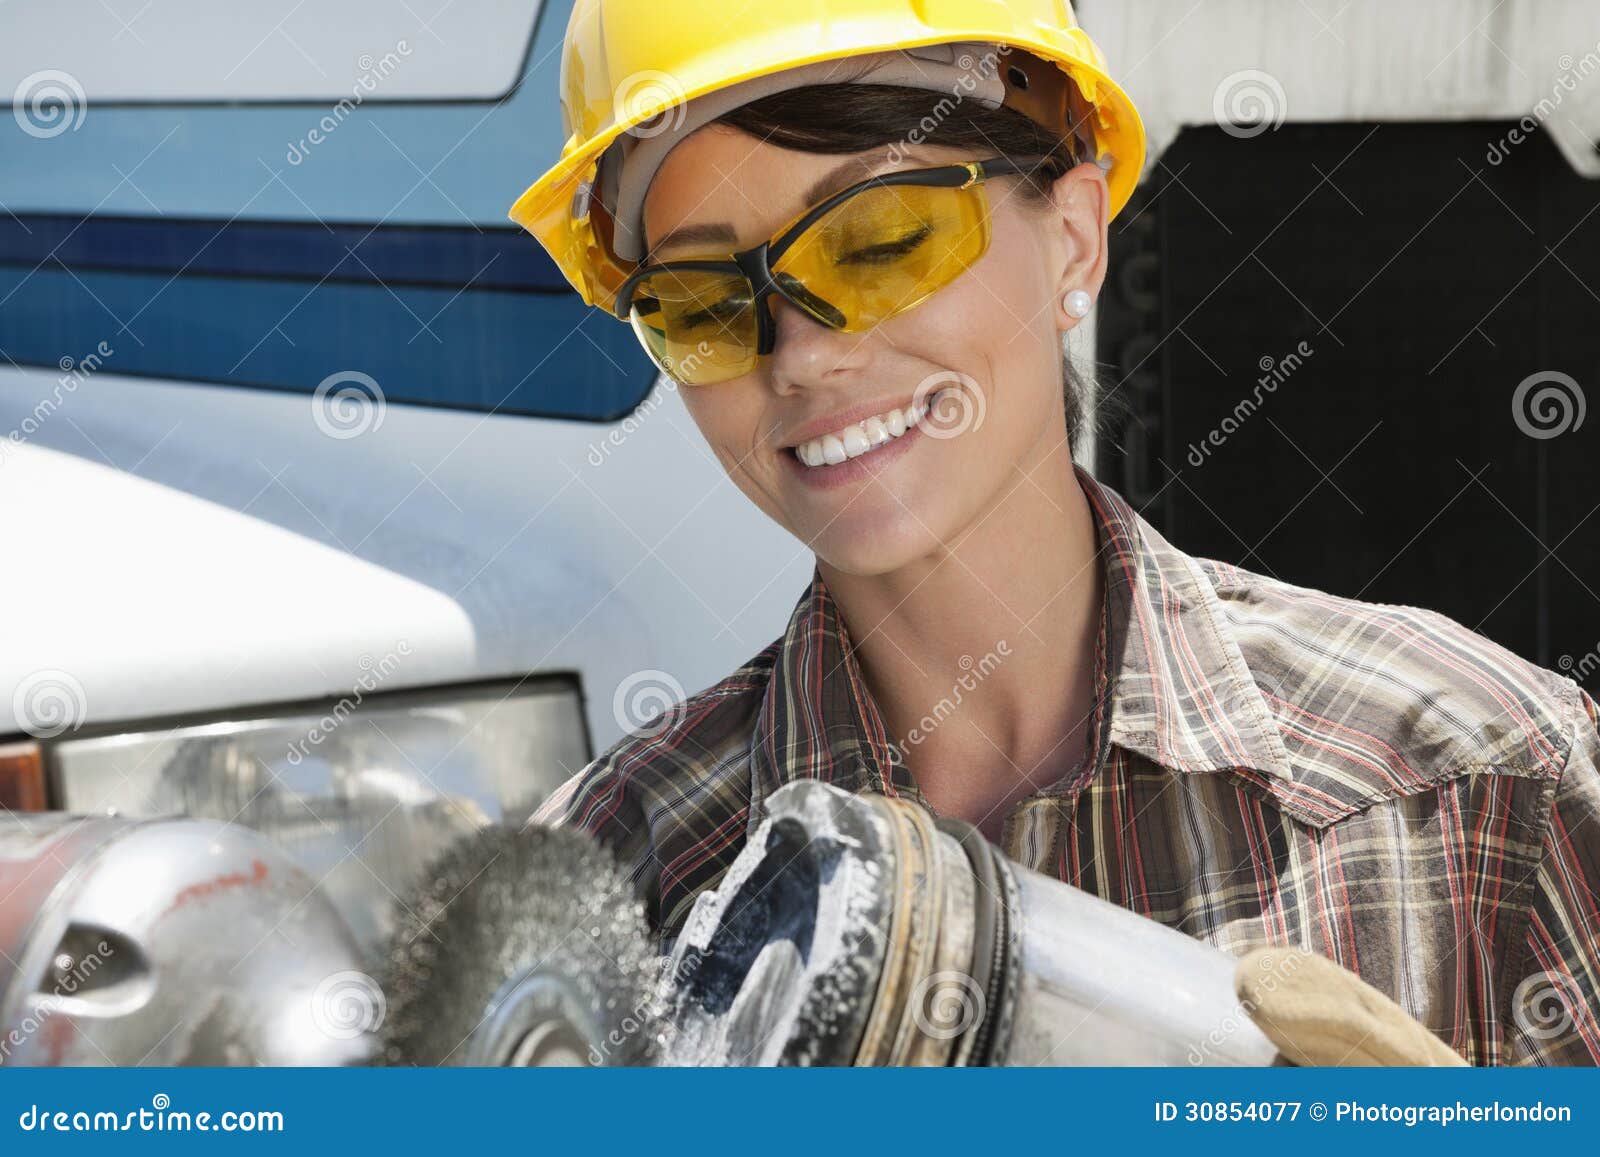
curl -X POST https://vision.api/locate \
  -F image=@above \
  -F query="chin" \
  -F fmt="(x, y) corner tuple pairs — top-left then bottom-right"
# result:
(805, 509), (953, 577)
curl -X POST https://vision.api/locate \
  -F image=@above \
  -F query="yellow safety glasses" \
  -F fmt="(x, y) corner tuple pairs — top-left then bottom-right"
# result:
(613, 156), (1035, 386)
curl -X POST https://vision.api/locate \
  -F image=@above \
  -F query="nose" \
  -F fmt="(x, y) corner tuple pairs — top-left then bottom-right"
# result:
(764, 294), (871, 397)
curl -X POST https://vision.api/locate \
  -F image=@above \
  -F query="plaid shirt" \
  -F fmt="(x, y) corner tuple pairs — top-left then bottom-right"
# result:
(538, 467), (1600, 1066)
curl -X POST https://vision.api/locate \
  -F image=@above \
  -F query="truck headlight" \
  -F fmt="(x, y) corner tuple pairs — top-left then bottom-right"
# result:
(48, 677), (589, 963)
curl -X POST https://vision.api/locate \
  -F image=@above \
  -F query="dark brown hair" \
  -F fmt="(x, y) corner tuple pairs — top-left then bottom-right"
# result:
(714, 83), (1091, 448)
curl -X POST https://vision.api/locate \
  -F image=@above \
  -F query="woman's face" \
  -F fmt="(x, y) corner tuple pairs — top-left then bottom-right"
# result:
(641, 125), (1108, 575)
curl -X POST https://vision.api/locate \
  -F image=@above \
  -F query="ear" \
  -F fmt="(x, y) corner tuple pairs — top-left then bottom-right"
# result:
(1043, 161), (1111, 333)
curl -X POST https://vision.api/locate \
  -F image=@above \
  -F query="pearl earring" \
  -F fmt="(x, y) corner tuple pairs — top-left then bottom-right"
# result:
(1064, 289), (1093, 319)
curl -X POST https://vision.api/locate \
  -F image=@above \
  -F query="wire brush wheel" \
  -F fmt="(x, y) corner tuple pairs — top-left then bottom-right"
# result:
(377, 822), (657, 1066)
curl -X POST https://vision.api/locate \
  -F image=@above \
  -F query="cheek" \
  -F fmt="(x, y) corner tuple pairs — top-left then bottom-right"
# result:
(879, 241), (1063, 435)
(682, 390), (754, 471)
(681, 386), (787, 508)
(971, 214), (1060, 351)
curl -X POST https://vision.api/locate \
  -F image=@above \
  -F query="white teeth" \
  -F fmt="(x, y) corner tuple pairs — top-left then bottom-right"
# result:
(793, 400), (930, 469)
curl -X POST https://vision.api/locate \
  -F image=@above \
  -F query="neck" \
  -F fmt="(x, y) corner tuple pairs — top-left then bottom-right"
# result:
(817, 434), (1105, 838)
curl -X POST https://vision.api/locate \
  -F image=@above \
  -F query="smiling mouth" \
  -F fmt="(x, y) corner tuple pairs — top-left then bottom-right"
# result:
(790, 396), (935, 468)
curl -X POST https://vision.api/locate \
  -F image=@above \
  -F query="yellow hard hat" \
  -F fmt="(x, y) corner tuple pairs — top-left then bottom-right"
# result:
(508, 0), (1146, 316)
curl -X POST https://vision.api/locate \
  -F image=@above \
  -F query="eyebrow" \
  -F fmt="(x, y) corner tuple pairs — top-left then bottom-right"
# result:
(646, 158), (877, 262)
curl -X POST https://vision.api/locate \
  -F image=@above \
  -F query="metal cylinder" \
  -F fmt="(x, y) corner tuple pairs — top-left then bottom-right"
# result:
(654, 780), (1282, 1066)
(0, 813), (371, 1066)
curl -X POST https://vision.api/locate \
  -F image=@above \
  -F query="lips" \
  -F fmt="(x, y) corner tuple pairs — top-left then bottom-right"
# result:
(790, 397), (933, 468)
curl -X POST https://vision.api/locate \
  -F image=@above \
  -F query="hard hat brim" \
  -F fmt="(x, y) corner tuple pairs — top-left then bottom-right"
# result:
(508, 33), (1145, 316)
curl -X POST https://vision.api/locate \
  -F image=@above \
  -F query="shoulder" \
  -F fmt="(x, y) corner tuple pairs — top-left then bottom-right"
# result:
(1193, 556), (1583, 790)
(533, 641), (779, 935)
(538, 641), (778, 831)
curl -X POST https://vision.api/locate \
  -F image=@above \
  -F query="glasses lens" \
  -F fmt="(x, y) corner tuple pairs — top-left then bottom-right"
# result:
(772, 182), (991, 332)
(628, 267), (758, 385)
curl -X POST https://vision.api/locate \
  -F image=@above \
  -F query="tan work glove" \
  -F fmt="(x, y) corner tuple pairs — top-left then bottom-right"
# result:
(1235, 946), (1466, 1066)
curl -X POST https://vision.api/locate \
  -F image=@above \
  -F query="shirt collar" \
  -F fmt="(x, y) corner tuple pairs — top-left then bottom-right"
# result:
(1077, 467), (1293, 782)
(748, 466), (1293, 835)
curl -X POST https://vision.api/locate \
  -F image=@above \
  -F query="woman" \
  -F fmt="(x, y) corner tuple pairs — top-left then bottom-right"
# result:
(517, 1), (1600, 1065)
